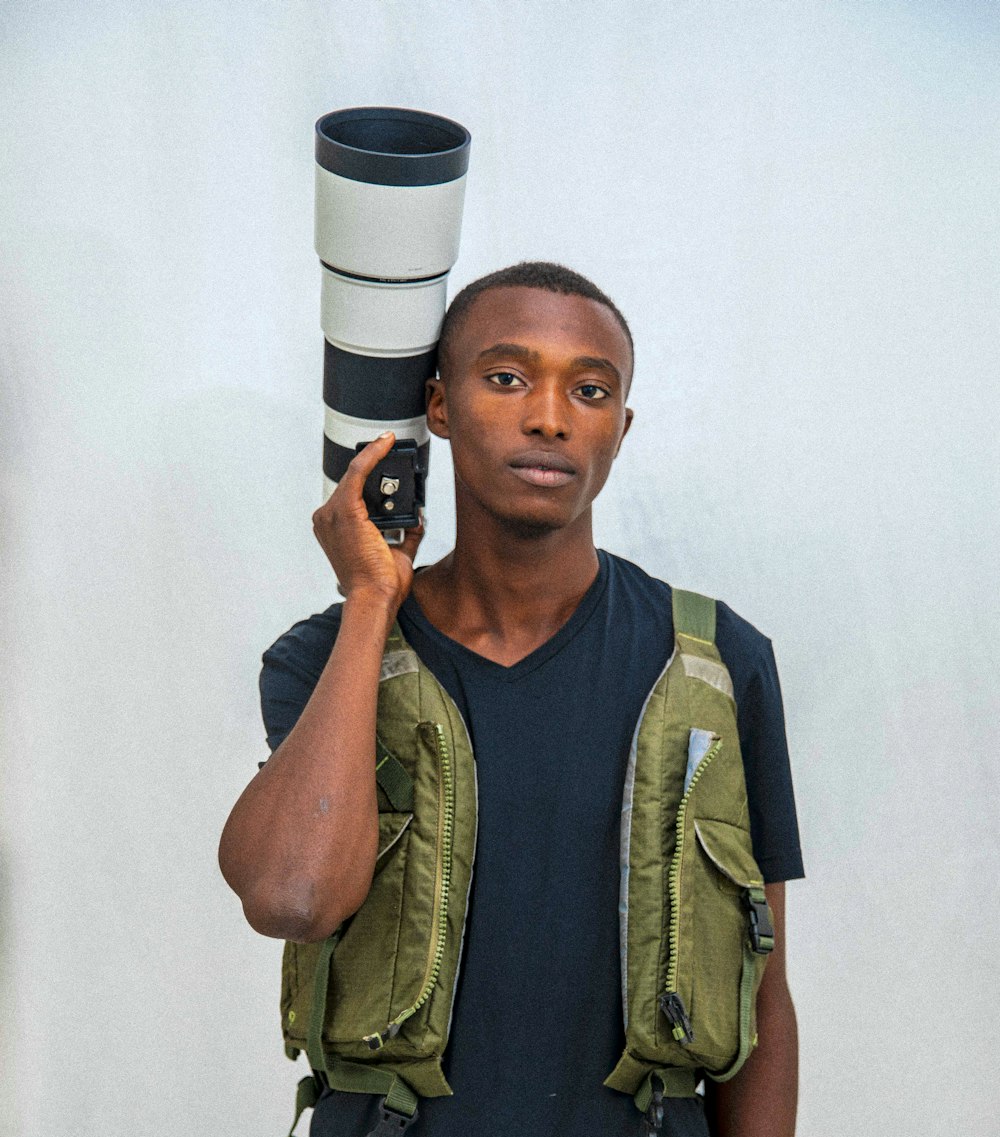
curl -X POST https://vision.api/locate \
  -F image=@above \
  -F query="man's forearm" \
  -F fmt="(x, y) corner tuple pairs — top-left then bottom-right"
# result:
(705, 977), (798, 1136)
(705, 880), (798, 1137)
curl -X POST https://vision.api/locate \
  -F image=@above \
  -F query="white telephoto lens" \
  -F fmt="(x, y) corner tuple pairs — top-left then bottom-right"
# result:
(314, 107), (471, 514)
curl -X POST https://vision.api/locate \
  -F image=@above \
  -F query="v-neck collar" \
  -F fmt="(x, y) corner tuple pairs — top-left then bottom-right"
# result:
(400, 550), (610, 682)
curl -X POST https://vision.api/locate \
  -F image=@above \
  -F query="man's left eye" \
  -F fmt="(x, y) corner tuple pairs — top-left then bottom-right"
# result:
(576, 384), (609, 400)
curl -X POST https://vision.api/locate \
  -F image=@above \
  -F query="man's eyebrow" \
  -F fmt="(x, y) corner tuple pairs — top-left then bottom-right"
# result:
(476, 343), (541, 364)
(572, 356), (622, 384)
(476, 344), (622, 385)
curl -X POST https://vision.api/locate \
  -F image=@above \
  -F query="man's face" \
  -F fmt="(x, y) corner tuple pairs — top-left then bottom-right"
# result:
(427, 286), (634, 537)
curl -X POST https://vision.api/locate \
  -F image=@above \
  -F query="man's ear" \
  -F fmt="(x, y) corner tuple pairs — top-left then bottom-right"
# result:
(426, 377), (450, 439)
(614, 406), (634, 457)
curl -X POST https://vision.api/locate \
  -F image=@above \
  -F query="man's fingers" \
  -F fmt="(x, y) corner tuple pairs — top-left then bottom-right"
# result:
(336, 431), (396, 496)
(397, 518), (425, 564)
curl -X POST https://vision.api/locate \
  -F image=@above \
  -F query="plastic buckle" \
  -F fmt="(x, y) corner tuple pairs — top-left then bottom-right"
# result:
(745, 888), (774, 954)
(366, 1099), (419, 1136)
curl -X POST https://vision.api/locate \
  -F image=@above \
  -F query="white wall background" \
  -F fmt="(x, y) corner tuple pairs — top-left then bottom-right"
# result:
(2, 2), (998, 1134)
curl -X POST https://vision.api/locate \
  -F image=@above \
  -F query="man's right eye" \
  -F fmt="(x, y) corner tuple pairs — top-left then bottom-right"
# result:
(487, 372), (525, 387)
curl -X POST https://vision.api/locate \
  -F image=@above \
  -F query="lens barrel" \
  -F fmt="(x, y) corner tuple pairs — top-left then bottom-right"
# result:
(315, 107), (471, 510)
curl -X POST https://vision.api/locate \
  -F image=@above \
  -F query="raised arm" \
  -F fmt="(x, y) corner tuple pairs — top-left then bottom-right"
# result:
(218, 432), (423, 943)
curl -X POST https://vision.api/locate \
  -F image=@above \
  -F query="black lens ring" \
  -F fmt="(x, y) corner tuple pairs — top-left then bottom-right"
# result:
(316, 107), (471, 187)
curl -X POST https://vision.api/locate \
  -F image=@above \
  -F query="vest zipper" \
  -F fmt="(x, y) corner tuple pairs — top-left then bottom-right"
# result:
(660, 737), (723, 1044)
(363, 721), (455, 1049)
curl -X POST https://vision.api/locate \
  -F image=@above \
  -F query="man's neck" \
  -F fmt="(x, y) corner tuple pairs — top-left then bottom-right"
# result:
(410, 513), (600, 667)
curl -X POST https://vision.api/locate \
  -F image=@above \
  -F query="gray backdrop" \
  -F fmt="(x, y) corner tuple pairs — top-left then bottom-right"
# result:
(2, 2), (998, 1134)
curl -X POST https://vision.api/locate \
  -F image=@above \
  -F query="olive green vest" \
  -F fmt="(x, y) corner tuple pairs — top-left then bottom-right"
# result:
(280, 589), (773, 1132)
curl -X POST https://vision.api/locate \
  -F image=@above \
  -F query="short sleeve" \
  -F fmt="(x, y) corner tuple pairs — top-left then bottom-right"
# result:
(258, 604), (344, 756)
(714, 601), (804, 884)
(736, 637), (805, 883)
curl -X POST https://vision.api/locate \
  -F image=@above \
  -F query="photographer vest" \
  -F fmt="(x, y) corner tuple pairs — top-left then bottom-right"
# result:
(281, 589), (773, 1137)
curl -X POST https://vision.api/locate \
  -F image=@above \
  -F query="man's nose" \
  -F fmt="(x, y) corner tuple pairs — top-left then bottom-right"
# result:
(522, 382), (570, 439)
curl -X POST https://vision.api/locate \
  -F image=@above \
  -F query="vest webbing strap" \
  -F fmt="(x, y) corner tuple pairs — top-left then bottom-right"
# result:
(302, 927), (420, 1119)
(305, 929), (342, 1076)
(375, 737), (414, 811)
(323, 1056), (419, 1117)
(672, 588), (716, 644)
(634, 1066), (699, 1110)
(709, 940), (760, 1084)
(287, 1075), (321, 1137)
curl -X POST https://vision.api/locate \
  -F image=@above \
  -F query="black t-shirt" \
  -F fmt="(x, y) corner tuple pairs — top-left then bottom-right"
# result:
(259, 551), (804, 1137)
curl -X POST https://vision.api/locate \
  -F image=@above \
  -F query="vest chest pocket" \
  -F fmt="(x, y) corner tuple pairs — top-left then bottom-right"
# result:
(308, 720), (458, 1066)
(322, 808), (416, 1047)
(280, 807), (415, 1056)
(671, 815), (772, 1075)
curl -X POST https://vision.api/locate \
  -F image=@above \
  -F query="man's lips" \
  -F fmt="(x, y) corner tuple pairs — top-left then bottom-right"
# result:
(508, 450), (576, 488)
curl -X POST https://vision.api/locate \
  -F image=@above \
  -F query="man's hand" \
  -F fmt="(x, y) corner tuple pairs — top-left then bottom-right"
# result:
(312, 431), (424, 614)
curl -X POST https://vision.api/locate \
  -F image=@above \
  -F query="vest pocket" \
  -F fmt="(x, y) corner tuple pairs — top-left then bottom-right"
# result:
(671, 815), (770, 1072)
(326, 809), (416, 1046)
(327, 720), (455, 1059)
(280, 809), (414, 1053)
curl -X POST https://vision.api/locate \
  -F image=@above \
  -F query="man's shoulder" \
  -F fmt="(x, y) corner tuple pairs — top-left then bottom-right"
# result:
(601, 549), (672, 611)
(714, 598), (773, 665)
(261, 601), (346, 682)
(601, 550), (773, 663)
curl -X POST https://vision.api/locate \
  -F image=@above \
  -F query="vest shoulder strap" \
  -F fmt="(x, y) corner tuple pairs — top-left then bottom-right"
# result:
(671, 587), (716, 644)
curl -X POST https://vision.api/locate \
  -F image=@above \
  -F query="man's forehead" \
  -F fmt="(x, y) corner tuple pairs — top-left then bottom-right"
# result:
(455, 286), (632, 367)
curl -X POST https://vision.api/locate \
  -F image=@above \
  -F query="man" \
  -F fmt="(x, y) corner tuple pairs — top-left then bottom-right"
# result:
(219, 262), (803, 1136)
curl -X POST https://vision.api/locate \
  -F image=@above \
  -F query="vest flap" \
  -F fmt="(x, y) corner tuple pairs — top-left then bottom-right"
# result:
(693, 818), (764, 889)
(376, 811), (412, 864)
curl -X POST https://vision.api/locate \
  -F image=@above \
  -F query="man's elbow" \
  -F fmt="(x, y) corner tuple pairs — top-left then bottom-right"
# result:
(239, 876), (370, 943)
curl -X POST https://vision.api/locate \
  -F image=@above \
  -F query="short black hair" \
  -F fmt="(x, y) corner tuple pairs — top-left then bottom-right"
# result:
(437, 261), (633, 378)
